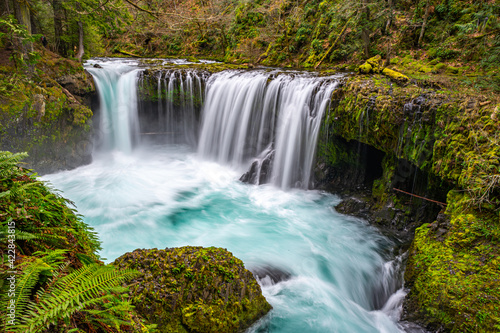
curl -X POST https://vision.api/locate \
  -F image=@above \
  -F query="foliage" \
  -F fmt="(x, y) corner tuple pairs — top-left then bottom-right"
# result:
(0, 152), (153, 332)
(0, 151), (100, 259)
(0, 16), (40, 69)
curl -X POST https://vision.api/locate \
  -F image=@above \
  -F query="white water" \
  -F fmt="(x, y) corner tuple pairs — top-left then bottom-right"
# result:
(43, 59), (419, 332)
(86, 61), (140, 152)
(198, 70), (339, 189)
(143, 69), (207, 146)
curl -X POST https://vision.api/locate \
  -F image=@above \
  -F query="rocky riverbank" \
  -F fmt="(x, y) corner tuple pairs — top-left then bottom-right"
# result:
(315, 66), (500, 331)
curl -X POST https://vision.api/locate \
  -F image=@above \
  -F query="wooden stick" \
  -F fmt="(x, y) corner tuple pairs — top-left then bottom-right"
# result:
(392, 188), (447, 206)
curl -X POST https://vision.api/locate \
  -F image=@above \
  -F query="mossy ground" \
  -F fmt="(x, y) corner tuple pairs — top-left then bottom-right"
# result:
(114, 247), (272, 333)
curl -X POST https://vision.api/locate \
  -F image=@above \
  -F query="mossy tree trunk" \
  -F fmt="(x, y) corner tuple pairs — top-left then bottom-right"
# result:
(53, 0), (69, 56)
(418, 0), (431, 47)
(361, 0), (371, 58)
(12, 0), (34, 73)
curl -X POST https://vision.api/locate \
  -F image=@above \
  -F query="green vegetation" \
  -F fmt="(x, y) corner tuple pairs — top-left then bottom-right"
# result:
(114, 247), (272, 333)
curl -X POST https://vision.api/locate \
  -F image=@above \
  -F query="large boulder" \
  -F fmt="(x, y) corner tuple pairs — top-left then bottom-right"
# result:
(113, 246), (272, 333)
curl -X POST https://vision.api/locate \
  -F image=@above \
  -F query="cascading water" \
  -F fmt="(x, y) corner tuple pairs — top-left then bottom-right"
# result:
(43, 59), (423, 333)
(198, 70), (340, 189)
(139, 69), (207, 146)
(86, 60), (140, 152)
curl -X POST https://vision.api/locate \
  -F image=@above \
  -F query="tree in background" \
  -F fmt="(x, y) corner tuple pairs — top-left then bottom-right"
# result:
(1, 0), (130, 61)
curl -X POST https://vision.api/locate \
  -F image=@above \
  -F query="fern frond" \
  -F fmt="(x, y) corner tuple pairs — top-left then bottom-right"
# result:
(0, 258), (53, 331)
(19, 264), (139, 332)
(0, 151), (28, 178)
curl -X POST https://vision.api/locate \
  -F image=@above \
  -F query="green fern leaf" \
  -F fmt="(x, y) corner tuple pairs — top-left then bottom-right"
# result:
(19, 264), (139, 332)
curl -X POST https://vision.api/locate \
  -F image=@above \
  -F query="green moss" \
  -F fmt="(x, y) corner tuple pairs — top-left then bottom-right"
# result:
(446, 65), (460, 74)
(381, 68), (410, 83)
(405, 191), (500, 332)
(433, 63), (447, 73)
(114, 247), (272, 333)
(358, 62), (372, 74)
(366, 55), (382, 72)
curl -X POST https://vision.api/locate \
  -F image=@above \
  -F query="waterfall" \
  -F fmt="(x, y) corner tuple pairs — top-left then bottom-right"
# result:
(86, 61), (140, 153)
(198, 70), (340, 189)
(86, 62), (339, 190)
(138, 70), (207, 146)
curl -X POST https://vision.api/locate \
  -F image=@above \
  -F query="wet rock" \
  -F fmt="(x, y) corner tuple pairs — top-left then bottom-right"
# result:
(114, 246), (272, 333)
(250, 265), (292, 285)
(240, 149), (274, 185)
(335, 196), (371, 220)
(93, 63), (103, 68)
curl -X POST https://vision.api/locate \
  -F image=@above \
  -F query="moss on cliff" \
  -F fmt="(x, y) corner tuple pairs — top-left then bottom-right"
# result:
(113, 247), (272, 333)
(0, 46), (95, 173)
(405, 192), (500, 332)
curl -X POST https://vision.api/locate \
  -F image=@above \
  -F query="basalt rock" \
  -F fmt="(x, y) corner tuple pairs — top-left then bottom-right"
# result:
(240, 149), (274, 185)
(113, 246), (272, 333)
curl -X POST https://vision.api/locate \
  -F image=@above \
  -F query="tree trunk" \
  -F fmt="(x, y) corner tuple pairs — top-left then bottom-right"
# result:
(418, 1), (431, 47)
(361, 0), (370, 58)
(53, 0), (68, 56)
(12, 0), (33, 70)
(13, 0), (32, 34)
(385, 0), (393, 32)
(2, 0), (11, 15)
(76, 20), (84, 62)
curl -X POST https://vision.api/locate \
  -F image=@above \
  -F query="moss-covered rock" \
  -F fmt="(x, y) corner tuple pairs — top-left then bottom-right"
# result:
(317, 72), (500, 331)
(0, 46), (95, 174)
(113, 247), (272, 333)
(404, 192), (500, 332)
(358, 62), (373, 74)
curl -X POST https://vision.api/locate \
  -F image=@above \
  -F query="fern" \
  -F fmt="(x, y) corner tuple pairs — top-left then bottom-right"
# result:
(0, 250), (66, 332)
(0, 151), (28, 179)
(18, 264), (139, 332)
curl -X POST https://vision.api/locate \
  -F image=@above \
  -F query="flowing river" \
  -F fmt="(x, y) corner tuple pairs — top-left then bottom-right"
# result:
(44, 58), (419, 333)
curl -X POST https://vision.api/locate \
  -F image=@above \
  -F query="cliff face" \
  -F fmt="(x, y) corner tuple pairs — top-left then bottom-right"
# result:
(0, 47), (95, 174)
(316, 72), (500, 332)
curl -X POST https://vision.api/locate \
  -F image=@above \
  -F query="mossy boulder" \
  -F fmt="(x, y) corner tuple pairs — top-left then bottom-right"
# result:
(381, 67), (409, 84)
(113, 246), (272, 333)
(358, 62), (373, 74)
(404, 192), (500, 332)
(366, 55), (382, 72)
